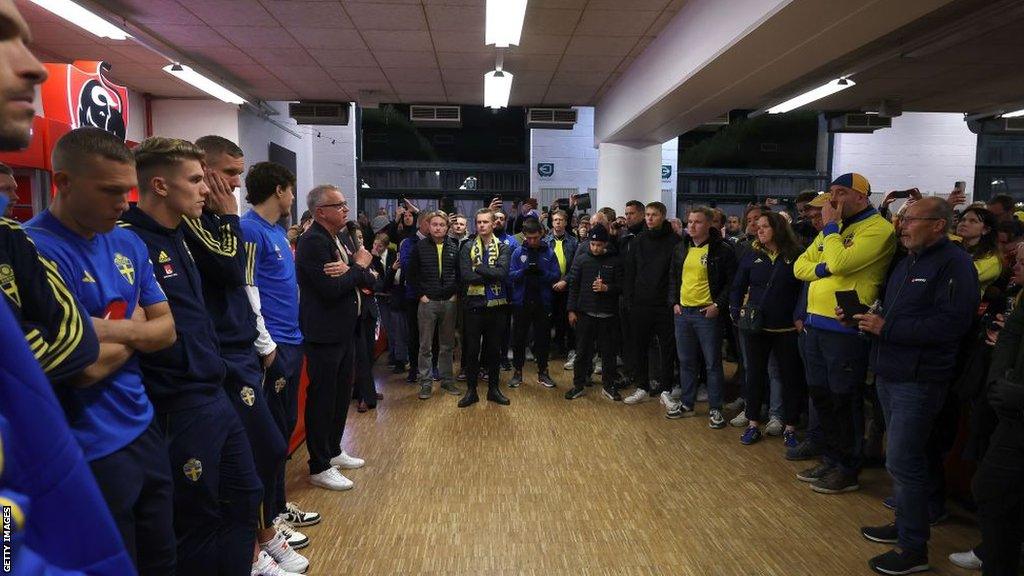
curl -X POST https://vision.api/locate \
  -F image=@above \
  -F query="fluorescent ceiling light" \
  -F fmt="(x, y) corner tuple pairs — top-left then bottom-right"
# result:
(163, 64), (246, 105)
(1003, 108), (1024, 118)
(486, 0), (528, 47)
(28, 0), (130, 40)
(484, 70), (513, 109)
(767, 78), (855, 114)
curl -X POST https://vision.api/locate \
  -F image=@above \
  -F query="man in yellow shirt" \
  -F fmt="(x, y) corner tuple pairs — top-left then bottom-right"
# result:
(664, 207), (737, 428)
(792, 173), (896, 495)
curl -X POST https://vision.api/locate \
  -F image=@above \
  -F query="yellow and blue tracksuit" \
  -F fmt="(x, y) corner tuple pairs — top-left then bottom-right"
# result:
(121, 206), (261, 574)
(794, 206), (896, 334)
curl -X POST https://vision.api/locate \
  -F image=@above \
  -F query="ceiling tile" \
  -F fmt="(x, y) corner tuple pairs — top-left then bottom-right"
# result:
(431, 30), (486, 52)
(523, 8), (582, 36)
(557, 54), (623, 72)
(262, 1), (355, 28)
(373, 50), (438, 69)
(435, 51), (492, 68)
(362, 30), (433, 52)
(286, 84), (350, 100)
(514, 33), (570, 55)
(325, 67), (389, 83)
(647, 10), (679, 36)
(576, 10), (660, 36)
(385, 67), (442, 85)
(105, 44), (171, 65)
(26, 22), (95, 45)
(628, 36), (655, 58)
(440, 67), (480, 84)
(293, 28), (368, 50)
(544, 84), (595, 105)
(565, 35), (638, 57)
(309, 49), (379, 68)
(274, 65), (331, 82)
(512, 69), (554, 84)
(218, 26), (300, 49)
(117, 0), (205, 26)
(509, 84), (549, 106)
(152, 24), (232, 48)
(228, 64), (276, 81)
(422, 0), (485, 5)
(505, 53), (561, 71)
(345, 3), (428, 31)
(551, 70), (609, 87)
(192, 46), (259, 67)
(589, 0), (672, 9)
(445, 82), (482, 100)
(252, 48), (315, 67)
(186, 0), (278, 27)
(424, 5), (485, 32)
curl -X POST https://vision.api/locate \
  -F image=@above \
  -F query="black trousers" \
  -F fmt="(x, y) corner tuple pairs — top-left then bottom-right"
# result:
(632, 305), (676, 392)
(619, 301), (633, 381)
(552, 290), (573, 353)
(742, 330), (805, 425)
(304, 339), (355, 475)
(972, 418), (1024, 576)
(464, 306), (507, 391)
(263, 341), (304, 517)
(513, 301), (551, 373)
(90, 421), (176, 576)
(159, 394), (262, 575)
(574, 314), (619, 389)
(353, 315), (378, 406)
(223, 349), (287, 531)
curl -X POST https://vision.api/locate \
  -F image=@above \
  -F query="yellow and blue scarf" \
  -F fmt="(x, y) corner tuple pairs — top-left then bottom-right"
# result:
(467, 235), (506, 306)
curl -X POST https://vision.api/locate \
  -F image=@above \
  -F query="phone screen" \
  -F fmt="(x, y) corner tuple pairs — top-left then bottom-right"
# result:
(954, 181), (966, 193)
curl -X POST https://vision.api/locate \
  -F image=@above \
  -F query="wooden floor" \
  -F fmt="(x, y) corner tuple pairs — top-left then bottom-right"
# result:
(284, 357), (979, 576)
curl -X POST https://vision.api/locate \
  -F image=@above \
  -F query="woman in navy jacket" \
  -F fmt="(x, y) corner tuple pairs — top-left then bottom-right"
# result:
(730, 212), (806, 446)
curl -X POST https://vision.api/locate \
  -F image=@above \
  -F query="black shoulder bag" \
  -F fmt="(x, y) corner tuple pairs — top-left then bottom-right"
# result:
(738, 255), (783, 333)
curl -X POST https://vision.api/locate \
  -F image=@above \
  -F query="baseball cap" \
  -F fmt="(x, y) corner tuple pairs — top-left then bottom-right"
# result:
(588, 223), (610, 242)
(807, 192), (831, 208)
(830, 173), (871, 195)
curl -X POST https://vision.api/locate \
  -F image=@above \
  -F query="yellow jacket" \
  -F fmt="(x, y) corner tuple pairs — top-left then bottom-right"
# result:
(974, 252), (1002, 296)
(794, 207), (896, 332)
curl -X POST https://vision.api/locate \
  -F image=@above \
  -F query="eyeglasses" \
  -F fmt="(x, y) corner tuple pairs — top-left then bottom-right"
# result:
(317, 201), (348, 210)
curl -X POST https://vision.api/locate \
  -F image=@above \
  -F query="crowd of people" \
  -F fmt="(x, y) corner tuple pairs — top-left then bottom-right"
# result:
(1, 1), (1022, 574)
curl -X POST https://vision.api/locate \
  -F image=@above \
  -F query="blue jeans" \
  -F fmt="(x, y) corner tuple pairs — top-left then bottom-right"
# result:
(801, 327), (867, 475)
(674, 307), (724, 409)
(877, 377), (948, 555)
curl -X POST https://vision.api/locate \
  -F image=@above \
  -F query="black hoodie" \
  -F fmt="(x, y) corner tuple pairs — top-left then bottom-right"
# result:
(625, 221), (682, 307)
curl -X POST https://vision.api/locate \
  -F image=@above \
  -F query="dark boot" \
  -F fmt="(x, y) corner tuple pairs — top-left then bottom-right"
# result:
(458, 386), (479, 408)
(487, 383), (510, 405)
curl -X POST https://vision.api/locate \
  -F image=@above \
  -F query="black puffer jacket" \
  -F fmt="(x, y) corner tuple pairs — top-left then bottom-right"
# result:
(568, 246), (623, 315)
(406, 237), (459, 300)
(625, 221), (681, 307)
(667, 227), (737, 310)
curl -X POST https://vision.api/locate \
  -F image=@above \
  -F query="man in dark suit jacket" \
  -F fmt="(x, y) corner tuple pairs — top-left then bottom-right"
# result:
(295, 185), (374, 492)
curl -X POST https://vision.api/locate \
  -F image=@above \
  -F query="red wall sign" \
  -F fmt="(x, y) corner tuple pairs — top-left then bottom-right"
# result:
(41, 60), (130, 142)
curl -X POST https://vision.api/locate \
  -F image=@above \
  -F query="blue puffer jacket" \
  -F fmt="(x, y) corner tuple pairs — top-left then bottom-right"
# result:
(508, 240), (561, 308)
(871, 236), (979, 384)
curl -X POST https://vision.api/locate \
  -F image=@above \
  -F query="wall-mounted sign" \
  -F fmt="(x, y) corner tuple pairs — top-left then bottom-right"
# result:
(661, 165), (673, 180)
(537, 162), (554, 178)
(41, 60), (129, 141)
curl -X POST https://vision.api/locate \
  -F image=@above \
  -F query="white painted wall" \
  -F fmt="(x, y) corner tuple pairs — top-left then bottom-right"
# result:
(125, 91), (147, 143)
(831, 112), (978, 201)
(310, 105), (358, 213)
(237, 101), (315, 217)
(150, 99), (240, 145)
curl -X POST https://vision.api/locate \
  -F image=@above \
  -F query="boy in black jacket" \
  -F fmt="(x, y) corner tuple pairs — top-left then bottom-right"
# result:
(566, 224), (623, 401)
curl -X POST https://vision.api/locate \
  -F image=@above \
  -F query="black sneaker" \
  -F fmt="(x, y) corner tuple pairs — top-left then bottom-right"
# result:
(564, 386), (586, 400)
(405, 371), (418, 383)
(868, 549), (929, 575)
(509, 371), (523, 388)
(708, 409), (726, 429)
(602, 386), (622, 401)
(786, 439), (824, 461)
(861, 523), (898, 544)
(796, 462), (833, 483)
(501, 361), (513, 372)
(538, 372), (556, 388)
(665, 404), (695, 419)
(812, 468), (860, 494)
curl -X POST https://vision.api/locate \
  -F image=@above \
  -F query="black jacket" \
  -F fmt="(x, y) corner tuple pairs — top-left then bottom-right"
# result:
(668, 228), (737, 310)
(458, 238), (510, 310)
(120, 206), (224, 413)
(295, 221), (375, 344)
(407, 236), (460, 300)
(568, 247), (623, 316)
(625, 221), (681, 308)
(729, 246), (802, 330)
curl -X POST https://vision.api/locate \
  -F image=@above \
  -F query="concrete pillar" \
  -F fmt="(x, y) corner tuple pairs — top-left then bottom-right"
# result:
(596, 142), (663, 212)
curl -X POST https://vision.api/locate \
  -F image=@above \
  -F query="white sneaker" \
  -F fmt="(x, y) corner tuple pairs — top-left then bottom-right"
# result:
(765, 417), (785, 436)
(563, 351), (576, 371)
(663, 397), (682, 413)
(623, 388), (650, 405)
(659, 390), (673, 408)
(330, 450), (365, 469)
(948, 550), (982, 570)
(309, 467), (353, 491)
(670, 386), (682, 400)
(272, 516), (309, 550)
(259, 531), (309, 574)
(729, 412), (749, 427)
(252, 550), (304, 576)
(280, 502), (320, 527)
(724, 397), (746, 412)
